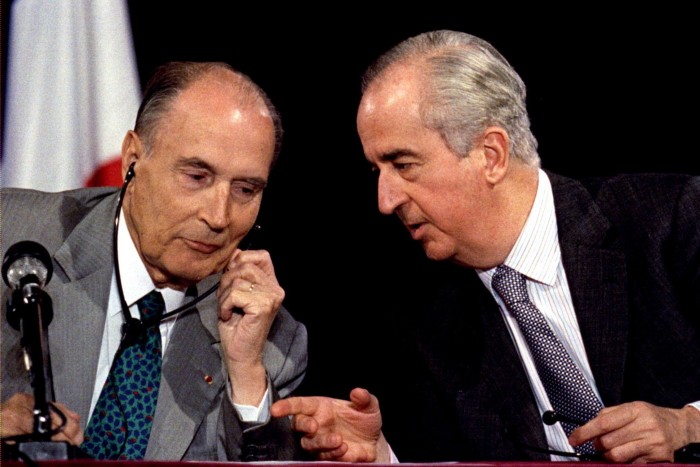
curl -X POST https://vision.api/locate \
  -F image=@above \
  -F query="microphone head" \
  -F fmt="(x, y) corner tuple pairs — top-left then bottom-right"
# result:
(2, 240), (53, 289)
(542, 410), (559, 425)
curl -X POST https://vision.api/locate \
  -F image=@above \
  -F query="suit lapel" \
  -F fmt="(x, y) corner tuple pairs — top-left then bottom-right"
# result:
(474, 274), (549, 458)
(49, 269), (114, 422)
(425, 265), (548, 459)
(147, 277), (224, 460)
(49, 192), (118, 423)
(549, 173), (628, 406)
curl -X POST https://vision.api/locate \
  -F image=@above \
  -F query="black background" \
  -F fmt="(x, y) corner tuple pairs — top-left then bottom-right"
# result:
(4, 2), (700, 450)
(126, 4), (700, 398)
(130, 0), (700, 424)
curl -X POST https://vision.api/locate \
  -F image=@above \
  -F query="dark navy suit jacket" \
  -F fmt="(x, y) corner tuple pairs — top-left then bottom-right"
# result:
(385, 172), (700, 461)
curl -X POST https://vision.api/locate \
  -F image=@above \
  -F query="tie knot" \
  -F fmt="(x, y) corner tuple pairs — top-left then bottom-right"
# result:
(492, 265), (530, 307)
(137, 290), (165, 321)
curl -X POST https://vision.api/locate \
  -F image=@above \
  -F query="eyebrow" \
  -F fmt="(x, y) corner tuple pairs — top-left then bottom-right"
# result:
(178, 156), (214, 171)
(376, 149), (416, 163)
(244, 178), (268, 189)
(177, 156), (268, 188)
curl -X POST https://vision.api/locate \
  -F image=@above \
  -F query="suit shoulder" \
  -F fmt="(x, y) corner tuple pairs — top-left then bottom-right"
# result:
(1, 187), (119, 251)
(592, 172), (693, 196)
(550, 171), (696, 217)
(588, 173), (695, 220)
(1, 186), (118, 209)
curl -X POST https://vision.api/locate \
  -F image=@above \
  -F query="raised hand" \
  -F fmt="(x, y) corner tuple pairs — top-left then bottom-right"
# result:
(217, 248), (285, 405)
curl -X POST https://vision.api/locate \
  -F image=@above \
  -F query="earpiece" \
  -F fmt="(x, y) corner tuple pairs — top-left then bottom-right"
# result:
(124, 162), (136, 184)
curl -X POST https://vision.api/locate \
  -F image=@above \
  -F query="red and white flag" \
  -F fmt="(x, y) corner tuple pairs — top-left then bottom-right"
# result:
(2, 0), (141, 191)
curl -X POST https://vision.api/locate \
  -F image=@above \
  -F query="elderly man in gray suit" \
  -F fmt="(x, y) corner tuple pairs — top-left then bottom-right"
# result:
(1, 61), (307, 461)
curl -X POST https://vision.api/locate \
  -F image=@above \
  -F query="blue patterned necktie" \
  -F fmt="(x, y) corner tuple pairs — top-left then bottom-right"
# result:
(82, 290), (165, 459)
(492, 265), (603, 455)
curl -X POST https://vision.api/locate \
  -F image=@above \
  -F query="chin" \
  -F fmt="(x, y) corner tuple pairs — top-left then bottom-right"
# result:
(167, 260), (221, 285)
(422, 241), (453, 262)
(184, 250), (227, 270)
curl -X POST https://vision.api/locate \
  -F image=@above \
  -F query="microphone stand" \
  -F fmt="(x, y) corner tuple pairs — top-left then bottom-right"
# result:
(3, 284), (78, 461)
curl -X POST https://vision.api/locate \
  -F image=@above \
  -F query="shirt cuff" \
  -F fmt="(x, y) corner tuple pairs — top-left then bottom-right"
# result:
(389, 444), (399, 463)
(232, 386), (271, 423)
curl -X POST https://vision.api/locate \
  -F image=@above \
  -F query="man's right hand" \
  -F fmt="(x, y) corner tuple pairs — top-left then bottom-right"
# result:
(270, 387), (391, 462)
(1, 393), (84, 445)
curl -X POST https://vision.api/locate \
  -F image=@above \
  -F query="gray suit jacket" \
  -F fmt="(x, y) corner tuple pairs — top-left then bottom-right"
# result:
(382, 172), (700, 461)
(1, 187), (308, 460)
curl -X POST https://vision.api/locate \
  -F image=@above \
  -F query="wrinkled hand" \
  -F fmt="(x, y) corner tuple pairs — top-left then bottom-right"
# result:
(217, 249), (284, 405)
(569, 401), (700, 463)
(270, 387), (388, 462)
(1, 393), (84, 445)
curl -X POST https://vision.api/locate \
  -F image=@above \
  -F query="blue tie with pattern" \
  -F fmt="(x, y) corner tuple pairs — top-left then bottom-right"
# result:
(81, 290), (165, 459)
(492, 265), (603, 455)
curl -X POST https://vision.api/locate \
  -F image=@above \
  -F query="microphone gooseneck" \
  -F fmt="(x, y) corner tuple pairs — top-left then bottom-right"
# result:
(542, 410), (586, 427)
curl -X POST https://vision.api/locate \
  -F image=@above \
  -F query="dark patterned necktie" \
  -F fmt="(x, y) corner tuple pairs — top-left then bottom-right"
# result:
(82, 290), (165, 459)
(492, 265), (603, 455)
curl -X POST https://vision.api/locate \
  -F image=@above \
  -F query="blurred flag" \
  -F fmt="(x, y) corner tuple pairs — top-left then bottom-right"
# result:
(2, 0), (141, 191)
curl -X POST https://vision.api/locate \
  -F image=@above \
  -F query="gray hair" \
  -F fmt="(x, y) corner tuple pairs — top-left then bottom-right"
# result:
(362, 30), (539, 167)
(134, 61), (283, 167)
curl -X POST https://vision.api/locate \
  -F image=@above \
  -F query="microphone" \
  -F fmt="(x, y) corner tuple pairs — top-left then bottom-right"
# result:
(542, 410), (585, 426)
(3, 241), (54, 330)
(3, 240), (53, 289)
(2, 241), (57, 439)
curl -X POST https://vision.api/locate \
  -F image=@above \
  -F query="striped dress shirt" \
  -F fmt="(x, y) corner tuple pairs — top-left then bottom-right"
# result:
(478, 169), (601, 460)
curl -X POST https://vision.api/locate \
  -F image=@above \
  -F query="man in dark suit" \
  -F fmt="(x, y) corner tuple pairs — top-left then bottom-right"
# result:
(1, 61), (307, 461)
(270, 30), (700, 463)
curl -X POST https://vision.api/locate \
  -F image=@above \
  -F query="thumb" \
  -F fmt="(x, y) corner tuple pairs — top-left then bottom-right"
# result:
(349, 387), (379, 412)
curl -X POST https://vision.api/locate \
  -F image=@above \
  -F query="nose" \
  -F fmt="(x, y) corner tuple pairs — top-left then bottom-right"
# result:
(201, 184), (231, 231)
(377, 170), (407, 215)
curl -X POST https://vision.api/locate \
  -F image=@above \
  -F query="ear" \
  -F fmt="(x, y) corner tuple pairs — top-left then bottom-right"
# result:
(481, 126), (509, 184)
(121, 130), (144, 180)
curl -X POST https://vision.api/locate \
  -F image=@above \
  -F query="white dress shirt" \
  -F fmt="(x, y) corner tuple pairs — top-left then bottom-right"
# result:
(88, 210), (268, 423)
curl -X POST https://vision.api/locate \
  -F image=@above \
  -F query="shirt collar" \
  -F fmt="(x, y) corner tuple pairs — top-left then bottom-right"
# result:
(502, 169), (560, 286)
(117, 209), (186, 312)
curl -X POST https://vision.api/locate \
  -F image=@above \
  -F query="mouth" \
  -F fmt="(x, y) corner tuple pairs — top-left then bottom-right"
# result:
(406, 222), (427, 240)
(184, 239), (222, 254)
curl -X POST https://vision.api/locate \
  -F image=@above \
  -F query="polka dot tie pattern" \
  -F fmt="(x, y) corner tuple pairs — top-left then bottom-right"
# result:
(492, 265), (603, 455)
(81, 290), (165, 459)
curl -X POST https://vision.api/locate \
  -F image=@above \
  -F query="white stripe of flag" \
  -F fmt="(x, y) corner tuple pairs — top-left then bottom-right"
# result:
(2, 0), (141, 191)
